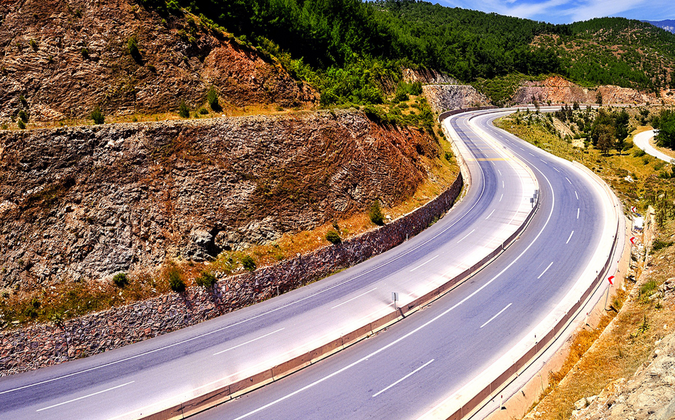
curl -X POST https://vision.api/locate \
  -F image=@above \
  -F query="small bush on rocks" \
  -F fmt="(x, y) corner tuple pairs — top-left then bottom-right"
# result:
(17, 119), (25, 129)
(196, 271), (217, 288)
(178, 100), (190, 118)
(112, 272), (129, 288)
(127, 35), (141, 60)
(326, 230), (341, 244)
(168, 267), (186, 292)
(241, 255), (257, 272)
(369, 199), (385, 225)
(90, 106), (105, 124)
(207, 86), (221, 111)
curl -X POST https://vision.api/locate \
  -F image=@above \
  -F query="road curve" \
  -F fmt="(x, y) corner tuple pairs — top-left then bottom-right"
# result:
(633, 129), (673, 163)
(0, 110), (539, 419)
(189, 110), (619, 419)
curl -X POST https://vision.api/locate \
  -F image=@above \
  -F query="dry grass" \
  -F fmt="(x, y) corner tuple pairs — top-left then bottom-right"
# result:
(1, 102), (316, 131)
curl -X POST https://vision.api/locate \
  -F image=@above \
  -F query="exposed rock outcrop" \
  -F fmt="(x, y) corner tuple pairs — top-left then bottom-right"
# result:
(403, 68), (459, 85)
(512, 76), (673, 105)
(0, 0), (315, 122)
(0, 110), (440, 289)
(572, 330), (675, 420)
(423, 85), (491, 113)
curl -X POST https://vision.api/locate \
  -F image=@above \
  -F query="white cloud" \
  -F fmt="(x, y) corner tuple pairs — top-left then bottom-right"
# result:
(565, 0), (648, 21)
(438, 0), (673, 23)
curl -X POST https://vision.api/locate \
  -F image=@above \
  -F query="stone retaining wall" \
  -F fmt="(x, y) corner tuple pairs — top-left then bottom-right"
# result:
(0, 174), (463, 376)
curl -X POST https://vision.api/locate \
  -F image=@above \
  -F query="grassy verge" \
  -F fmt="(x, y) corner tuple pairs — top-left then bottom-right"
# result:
(495, 109), (675, 419)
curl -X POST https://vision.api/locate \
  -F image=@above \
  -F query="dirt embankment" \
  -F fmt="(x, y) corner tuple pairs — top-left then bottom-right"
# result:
(0, 0), (315, 123)
(513, 76), (675, 105)
(0, 110), (441, 290)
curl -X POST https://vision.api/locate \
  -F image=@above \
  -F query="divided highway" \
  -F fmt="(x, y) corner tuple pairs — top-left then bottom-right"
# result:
(0, 108), (621, 420)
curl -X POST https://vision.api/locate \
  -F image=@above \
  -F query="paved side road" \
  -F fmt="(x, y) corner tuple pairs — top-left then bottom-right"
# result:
(633, 130), (674, 163)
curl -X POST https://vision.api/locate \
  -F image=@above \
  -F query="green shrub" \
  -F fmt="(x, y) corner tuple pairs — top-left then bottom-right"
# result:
(81, 48), (90, 59)
(325, 230), (341, 244)
(633, 149), (646, 157)
(18, 110), (29, 123)
(198, 107), (209, 115)
(29, 39), (37, 51)
(178, 100), (190, 118)
(90, 106), (105, 124)
(241, 255), (257, 271)
(19, 94), (28, 108)
(207, 87), (221, 111)
(196, 271), (217, 288)
(363, 105), (384, 123)
(652, 239), (673, 252)
(112, 272), (129, 288)
(168, 268), (186, 292)
(369, 199), (385, 225)
(127, 35), (140, 59)
(17, 119), (25, 129)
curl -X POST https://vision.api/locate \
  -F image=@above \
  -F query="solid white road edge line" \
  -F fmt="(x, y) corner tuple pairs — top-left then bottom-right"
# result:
(479, 303), (512, 329)
(372, 360), (435, 398)
(37, 381), (134, 412)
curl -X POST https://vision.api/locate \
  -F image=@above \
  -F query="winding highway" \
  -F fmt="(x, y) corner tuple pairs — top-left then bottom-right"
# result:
(0, 108), (621, 420)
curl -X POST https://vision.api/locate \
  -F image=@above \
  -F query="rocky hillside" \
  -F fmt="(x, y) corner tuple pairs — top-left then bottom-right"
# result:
(512, 76), (675, 106)
(0, 0), (315, 123)
(572, 328), (675, 419)
(0, 110), (441, 290)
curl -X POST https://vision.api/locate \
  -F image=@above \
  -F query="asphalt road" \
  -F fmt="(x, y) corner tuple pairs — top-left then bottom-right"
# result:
(192, 110), (615, 420)
(0, 109), (615, 420)
(633, 129), (672, 163)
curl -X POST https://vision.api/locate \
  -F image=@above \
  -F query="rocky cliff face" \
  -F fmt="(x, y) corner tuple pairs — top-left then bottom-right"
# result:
(403, 68), (459, 85)
(512, 76), (673, 105)
(0, 110), (439, 289)
(0, 0), (315, 123)
(423, 85), (491, 114)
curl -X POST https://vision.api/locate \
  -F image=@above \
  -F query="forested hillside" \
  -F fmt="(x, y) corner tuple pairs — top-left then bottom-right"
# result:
(70, 0), (675, 105)
(535, 18), (675, 93)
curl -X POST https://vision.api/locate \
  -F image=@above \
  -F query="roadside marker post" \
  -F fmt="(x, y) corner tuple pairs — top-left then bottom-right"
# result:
(604, 276), (614, 310)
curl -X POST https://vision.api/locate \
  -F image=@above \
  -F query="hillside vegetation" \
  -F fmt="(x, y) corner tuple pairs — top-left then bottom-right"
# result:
(131, 0), (675, 106)
(3, 0), (675, 121)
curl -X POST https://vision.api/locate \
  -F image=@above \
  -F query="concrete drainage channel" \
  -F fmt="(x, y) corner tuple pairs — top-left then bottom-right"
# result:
(144, 111), (541, 420)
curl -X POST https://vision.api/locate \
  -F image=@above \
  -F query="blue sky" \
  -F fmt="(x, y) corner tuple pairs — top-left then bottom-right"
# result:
(435, 0), (675, 24)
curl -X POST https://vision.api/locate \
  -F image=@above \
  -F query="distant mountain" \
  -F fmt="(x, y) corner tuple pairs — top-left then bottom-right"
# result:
(643, 20), (675, 33)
